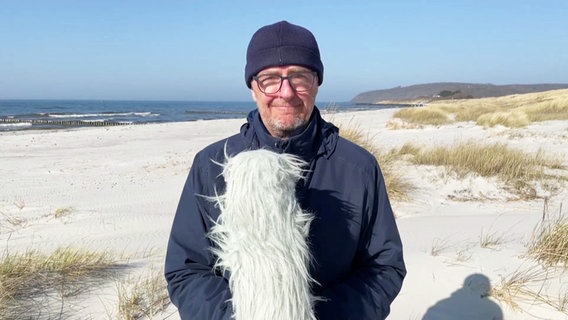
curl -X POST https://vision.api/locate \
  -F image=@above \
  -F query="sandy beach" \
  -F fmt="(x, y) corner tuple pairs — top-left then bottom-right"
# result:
(1, 106), (567, 319)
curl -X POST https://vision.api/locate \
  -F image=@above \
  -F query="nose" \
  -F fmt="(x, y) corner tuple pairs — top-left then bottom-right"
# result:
(278, 78), (296, 99)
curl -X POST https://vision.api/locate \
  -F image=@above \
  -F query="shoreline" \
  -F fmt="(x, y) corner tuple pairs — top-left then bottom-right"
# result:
(0, 102), (403, 133)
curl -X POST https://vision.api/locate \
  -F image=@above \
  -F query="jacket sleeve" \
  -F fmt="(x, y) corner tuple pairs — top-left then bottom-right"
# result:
(164, 154), (233, 320)
(315, 165), (406, 320)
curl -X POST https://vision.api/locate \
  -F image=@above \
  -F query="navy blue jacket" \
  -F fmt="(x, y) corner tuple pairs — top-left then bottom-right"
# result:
(165, 107), (406, 319)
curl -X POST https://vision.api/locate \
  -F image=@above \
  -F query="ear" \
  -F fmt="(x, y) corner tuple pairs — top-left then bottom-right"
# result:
(251, 89), (257, 102)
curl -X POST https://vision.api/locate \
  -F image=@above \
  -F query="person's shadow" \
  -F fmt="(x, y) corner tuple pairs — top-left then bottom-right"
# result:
(422, 273), (504, 320)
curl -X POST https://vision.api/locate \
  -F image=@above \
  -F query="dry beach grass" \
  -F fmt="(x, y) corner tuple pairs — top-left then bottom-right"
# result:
(0, 247), (122, 318)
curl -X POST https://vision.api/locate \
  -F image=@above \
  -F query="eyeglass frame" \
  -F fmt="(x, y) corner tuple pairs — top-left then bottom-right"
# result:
(252, 71), (317, 94)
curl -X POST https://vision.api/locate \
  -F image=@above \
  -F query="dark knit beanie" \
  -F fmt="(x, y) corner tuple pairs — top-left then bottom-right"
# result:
(245, 20), (324, 89)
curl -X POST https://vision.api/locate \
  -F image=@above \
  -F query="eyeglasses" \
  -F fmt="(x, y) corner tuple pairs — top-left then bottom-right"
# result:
(253, 71), (317, 94)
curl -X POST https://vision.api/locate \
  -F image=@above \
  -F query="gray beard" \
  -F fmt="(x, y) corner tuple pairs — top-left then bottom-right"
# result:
(267, 116), (308, 139)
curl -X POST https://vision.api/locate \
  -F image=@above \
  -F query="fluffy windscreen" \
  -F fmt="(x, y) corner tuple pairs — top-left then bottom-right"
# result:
(208, 149), (317, 320)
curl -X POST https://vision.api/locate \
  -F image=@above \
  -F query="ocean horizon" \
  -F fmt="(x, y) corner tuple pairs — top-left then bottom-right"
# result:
(0, 99), (396, 132)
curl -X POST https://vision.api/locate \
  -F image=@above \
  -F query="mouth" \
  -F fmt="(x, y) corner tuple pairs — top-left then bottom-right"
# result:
(272, 105), (301, 116)
(272, 103), (301, 110)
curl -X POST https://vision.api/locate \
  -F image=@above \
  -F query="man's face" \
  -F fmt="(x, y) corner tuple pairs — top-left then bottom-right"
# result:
(251, 65), (318, 139)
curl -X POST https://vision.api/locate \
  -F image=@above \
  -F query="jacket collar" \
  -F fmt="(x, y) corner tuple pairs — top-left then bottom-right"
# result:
(241, 106), (338, 161)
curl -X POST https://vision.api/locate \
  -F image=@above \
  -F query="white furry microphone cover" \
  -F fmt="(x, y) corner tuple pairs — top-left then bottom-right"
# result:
(208, 149), (317, 320)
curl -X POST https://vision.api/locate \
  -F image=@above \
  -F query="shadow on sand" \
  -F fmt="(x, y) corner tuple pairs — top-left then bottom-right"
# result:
(422, 273), (503, 320)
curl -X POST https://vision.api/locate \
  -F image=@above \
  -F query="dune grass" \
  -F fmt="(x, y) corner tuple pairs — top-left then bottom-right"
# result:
(477, 111), (531, 128)
(530, 218), (568, 266)
(0, 245), (176, 319)
(521, 93), (568, 122)
(339, 125), (413, 202)
(393, 89), (568, 128)
(392, 106), (452, 126)
(337, 92), (567, 201)
(528, 209), (568, 267)
(430, 237), (452, 256)
(395, 140), (565, 199)
(491, 201), (567, 314)
(491, 265), (566, 313)
(479, 228), (507, 249)
(0, 247), (126, 319)
(117, 271), (171, 320)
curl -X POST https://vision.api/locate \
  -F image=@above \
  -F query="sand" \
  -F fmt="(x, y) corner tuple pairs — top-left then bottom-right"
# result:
(1, 108), (567, 319)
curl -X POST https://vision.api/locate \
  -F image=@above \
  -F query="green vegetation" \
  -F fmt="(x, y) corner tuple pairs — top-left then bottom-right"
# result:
(439, 90), (459, 98)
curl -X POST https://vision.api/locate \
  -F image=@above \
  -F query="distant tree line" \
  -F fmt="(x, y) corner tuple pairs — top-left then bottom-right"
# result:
(437, 90), (473, 99)
(351, 82), (568, 104)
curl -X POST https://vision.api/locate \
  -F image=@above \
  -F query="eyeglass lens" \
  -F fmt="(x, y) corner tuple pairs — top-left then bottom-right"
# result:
(256, 72), (315, 94)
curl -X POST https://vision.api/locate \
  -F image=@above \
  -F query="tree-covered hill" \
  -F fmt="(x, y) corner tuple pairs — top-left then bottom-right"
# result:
(351, 83), (568, 104)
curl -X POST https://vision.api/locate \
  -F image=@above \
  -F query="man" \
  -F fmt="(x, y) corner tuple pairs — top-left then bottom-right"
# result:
(165, 20), (406, 319)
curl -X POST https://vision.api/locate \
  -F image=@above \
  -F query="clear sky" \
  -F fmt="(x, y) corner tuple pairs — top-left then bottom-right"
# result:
(1, 0), (567, 102)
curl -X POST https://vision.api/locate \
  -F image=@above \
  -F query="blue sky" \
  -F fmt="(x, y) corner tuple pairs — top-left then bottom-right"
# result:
(1, 0), (567, 102)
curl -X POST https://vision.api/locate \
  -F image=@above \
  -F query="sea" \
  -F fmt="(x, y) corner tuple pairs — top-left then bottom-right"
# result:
(0, 99), (392, 132)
